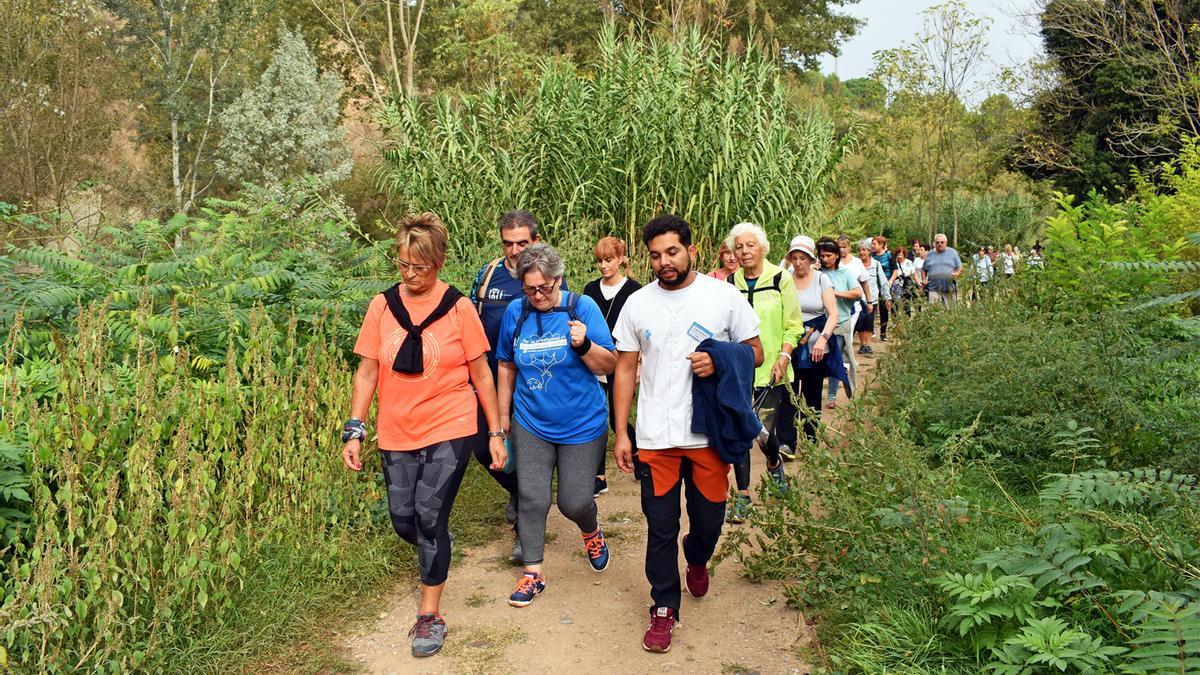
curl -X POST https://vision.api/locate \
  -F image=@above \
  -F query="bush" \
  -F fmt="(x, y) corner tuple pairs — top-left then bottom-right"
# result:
(893, 290), (1200, 483)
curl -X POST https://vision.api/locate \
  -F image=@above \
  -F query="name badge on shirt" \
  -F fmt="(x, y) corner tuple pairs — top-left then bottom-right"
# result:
(687, 321), (714, 343)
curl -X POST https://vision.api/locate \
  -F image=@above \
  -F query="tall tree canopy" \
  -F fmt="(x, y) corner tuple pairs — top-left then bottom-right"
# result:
(1016, 0), (1200, 196)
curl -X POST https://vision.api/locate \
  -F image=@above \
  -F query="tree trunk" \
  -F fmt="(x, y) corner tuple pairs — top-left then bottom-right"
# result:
(171, 114), (183, 215)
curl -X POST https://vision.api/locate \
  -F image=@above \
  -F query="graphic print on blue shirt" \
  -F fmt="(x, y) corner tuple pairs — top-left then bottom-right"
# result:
(495, 293), (614, 444)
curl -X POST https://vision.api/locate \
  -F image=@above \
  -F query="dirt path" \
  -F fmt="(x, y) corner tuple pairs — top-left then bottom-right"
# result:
(345, 354), (879, 674)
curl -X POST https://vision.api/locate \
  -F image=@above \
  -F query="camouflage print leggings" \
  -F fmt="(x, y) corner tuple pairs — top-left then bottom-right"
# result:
(380, 437), (471, 586)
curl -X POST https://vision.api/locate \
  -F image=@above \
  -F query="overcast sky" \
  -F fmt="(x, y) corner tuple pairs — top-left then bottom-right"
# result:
(817, 0), (1044, 93)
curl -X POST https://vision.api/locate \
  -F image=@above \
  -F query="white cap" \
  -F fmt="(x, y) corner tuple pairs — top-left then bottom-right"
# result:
(787, 235), (816, 260)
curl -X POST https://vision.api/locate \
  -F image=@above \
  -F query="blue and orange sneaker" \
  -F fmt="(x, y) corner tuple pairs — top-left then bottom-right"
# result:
(508, 572), (544, 607)
(583, 527), (610, 572)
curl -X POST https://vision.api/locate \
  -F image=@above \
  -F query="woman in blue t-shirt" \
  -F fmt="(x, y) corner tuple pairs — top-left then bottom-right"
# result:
(496, 243), (617, 608)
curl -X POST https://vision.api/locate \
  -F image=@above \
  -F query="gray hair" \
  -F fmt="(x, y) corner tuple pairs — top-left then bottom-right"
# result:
(858, 238), (873, 251)
(516, 242), (564, 282)
(725, 222), (770, 255)
(933, 232), (949, 243)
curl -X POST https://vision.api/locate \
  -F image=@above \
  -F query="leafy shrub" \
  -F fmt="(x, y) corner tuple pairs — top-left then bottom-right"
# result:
(893, 291), (1200, 481)
(0, 183), (395, 371)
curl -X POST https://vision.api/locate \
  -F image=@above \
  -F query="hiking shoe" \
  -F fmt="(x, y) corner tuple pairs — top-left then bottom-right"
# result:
(583, 527), (610, 572)
(767, 461), (789, 495)
(643, 606), (678, 652)
(510, 535), (523, 564)
(862, 346), (875, 356)
(508, 572), (545, 607)
(880, 334), (889, 342)
(826, 399), (837, 410)
(726, 494), (752, 524)
(856, 345), (868, 354)
(778, 444), (795, 462)
(682, 535), (709, 598)
(409, 613), (447, 657)
(594, 477), (609, 497)
(504, 493), (518, 525)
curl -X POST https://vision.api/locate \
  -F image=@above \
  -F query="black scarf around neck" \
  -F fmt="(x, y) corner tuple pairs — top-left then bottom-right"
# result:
(381, 283), (464, 374)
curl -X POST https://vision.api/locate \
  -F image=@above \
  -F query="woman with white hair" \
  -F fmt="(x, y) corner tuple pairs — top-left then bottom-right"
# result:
(725, 222), (804, 523)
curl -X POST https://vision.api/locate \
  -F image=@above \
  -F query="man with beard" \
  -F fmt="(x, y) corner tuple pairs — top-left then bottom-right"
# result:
(611, 214), (763, 653)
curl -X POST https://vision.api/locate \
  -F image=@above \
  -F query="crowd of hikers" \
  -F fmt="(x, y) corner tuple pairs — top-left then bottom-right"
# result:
(338, 209), (1038, 658)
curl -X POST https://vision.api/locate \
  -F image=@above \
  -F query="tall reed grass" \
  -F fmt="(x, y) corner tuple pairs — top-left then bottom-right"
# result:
(379, 24), (851, 257)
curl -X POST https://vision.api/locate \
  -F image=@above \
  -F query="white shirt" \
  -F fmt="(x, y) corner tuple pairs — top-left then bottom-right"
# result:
(599, 277), (626, 301)
(613, 274), (760, 449)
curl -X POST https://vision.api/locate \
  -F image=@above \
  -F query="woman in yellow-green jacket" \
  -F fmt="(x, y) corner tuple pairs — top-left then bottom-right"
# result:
(725, 222), (804, 523)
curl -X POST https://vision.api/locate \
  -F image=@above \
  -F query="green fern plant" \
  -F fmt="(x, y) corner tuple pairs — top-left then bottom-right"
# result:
(988, 616), (1126, 674)
(1051, 420), (1103, 473)
(1121, 598), (1200, 673)
(1041, 469), (1199, 509)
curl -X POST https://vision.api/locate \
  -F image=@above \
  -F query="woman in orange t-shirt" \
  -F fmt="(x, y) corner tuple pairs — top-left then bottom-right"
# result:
(342, 212), (506, 659)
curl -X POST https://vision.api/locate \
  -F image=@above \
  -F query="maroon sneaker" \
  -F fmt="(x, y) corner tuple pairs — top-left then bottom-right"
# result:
(682, 534), (710, 598)
(642, 606), (678, 652)
(684, 562), (709, 598)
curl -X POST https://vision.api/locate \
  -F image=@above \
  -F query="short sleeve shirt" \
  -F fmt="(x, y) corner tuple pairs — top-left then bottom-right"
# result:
(495, 293), (614, 444)
(822, 267), (859, 329)
(796, 272), (834, 322)
(470, 260), (568, 377)
(612, 274), (760, 450)
(923, 248), (962, 279)
(354, 281), (489, 450)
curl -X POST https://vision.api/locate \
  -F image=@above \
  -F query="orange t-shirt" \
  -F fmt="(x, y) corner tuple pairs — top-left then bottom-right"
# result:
(353, 281), (490, 450)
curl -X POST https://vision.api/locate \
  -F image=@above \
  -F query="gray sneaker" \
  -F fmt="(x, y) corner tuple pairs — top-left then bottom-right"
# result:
(510, 535), (523, 564)
(409, 613), (447, 657)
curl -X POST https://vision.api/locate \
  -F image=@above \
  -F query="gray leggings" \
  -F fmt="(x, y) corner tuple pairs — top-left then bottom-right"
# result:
(511, 421), (605, 565)
(380, 437), (471, 586)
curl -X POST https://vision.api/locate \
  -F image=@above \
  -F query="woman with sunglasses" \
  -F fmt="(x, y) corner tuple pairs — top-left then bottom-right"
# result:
(496, 243), (618, 607)
(342, 212), (506, 658)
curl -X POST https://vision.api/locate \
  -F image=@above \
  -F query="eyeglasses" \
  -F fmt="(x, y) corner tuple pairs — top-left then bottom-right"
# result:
(522, 283), (557, 297)
(398, 259), (433, 274)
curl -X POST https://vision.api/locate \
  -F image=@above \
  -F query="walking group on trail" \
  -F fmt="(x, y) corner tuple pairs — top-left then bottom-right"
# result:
(339, 209), (1035, 659)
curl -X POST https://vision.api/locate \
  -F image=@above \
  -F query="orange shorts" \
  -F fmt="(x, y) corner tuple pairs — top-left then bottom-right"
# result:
(636, 446), (730, 503)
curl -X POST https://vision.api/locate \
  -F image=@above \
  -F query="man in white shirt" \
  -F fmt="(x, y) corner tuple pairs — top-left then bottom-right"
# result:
(612, 213), (763, 654)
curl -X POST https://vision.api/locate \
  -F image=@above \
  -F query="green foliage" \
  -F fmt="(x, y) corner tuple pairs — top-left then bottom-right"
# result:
(378, 25), (851, 257)
(1122, 598), (1200, 674)
(217, 25), (350, 188)
(0, 183), (395, 371)
(1042, 469), (1200, 510)
(896, 294), (1199, 480)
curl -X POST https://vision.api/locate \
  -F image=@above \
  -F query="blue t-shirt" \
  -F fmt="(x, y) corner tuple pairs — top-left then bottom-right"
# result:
(470, 260), (569, 377)
(923, 248), (963, 292)
(872, 250), (895, 279)
(823, 267), (858, 328)
(495, 293), (613, 444)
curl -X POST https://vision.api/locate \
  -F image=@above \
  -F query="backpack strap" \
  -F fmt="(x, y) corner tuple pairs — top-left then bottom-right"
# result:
(734, 270), (784, 307)
(382, 284), (464, 374)
(511, 292), (581, 350)
(474, 257), (504, 314)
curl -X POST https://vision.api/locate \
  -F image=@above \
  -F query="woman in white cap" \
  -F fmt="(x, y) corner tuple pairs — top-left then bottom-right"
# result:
(774, 235), (847, 451)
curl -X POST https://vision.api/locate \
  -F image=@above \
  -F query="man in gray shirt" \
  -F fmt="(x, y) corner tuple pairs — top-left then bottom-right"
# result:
(923, 233), (963, 306)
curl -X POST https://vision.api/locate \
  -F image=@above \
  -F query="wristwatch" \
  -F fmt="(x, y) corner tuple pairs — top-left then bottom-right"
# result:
(488, 430), (506, 439)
